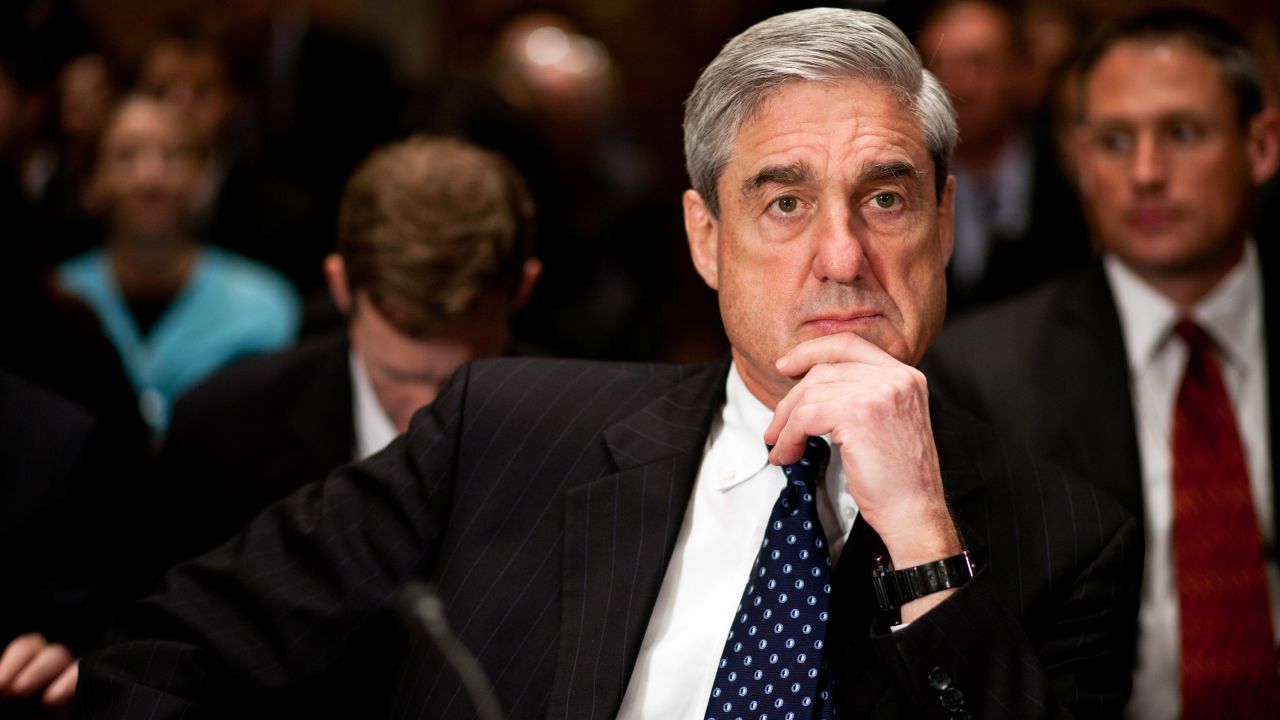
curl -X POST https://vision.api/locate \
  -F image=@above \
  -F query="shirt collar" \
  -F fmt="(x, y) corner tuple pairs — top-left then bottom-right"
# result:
(709, 362), (774, 491)
(349, 348), (399, 460)
(1195, 240), (1261, 372)
(1104, 239), (1260, 372)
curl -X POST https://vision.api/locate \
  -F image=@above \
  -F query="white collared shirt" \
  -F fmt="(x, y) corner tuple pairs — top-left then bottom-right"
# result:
(616, 363), (858, 719)
(349, 349), (399, 461)
(1105, 243), (1275, 720)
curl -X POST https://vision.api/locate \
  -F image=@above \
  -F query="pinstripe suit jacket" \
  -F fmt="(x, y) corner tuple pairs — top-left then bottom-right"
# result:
(79, 357), (1141, 720)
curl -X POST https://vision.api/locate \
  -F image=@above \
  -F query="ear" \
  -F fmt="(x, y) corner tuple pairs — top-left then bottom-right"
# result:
(323, 253), (352, 314)
(512, 257), (543, 312)
(1247, 107), (1280, 185)
(937, 174), (956, 267)
(684, 189), (720, 290)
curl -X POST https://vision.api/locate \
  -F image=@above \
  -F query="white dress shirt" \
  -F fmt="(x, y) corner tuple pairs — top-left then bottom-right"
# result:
(617, 363), (858, 719)
(349, 349), (399, 460)
(1105, 243), (1275, 720)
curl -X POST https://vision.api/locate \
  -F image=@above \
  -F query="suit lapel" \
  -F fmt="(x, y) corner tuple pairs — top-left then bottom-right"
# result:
(1042, 264), (1145, 519)
(829, 515), (893, 715)
(547, 361), (728, 720)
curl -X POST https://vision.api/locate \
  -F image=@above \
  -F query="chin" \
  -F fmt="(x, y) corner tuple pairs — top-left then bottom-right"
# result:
(1116, 240), (1215, 276)
(862, 325), (917, 363)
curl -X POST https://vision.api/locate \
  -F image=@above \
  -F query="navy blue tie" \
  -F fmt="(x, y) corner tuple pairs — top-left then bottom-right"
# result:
(705, 436), (837, 720)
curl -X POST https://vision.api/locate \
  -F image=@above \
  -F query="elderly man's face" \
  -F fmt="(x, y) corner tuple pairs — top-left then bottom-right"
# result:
(1077, 41), (1275, 283)
(685, 77), (954, 407)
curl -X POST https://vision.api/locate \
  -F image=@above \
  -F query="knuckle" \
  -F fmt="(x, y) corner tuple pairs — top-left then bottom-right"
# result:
(806, 364), (834, 383)
(792, 403), (820, 426)
(887, 367), (923, 399)
(47, 644), (72, 663)
(876, 379), (900, 403)
(905, 365), (927, 388)
(10, 634), (43, 655)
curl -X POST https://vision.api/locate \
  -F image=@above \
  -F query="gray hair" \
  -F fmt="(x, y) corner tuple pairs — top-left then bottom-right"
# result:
(683, 8), (957, 217)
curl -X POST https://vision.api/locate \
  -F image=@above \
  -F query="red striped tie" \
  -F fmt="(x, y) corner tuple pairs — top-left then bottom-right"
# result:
(1172, 319), (1279, 717)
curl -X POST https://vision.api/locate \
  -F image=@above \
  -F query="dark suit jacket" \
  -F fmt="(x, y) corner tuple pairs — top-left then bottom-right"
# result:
(922, 248), (1278, 533)
(1, 371), (133, 655)
(159, 331), (355, 568)
(947, 128), (1091, 315)
(80, 358), (1140, 719)
(202, 159), (321, 295)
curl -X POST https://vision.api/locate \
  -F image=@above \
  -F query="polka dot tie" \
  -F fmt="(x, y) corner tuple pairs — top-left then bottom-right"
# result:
(704, 437), (837, 720)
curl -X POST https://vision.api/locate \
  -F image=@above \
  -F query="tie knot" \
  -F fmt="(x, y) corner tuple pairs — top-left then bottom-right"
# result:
(1173, 319), (1215, 356)
(781, 436), (831, 488)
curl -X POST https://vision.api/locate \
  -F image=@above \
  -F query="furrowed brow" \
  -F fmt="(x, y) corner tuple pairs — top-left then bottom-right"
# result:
(740, 162), (813, 198)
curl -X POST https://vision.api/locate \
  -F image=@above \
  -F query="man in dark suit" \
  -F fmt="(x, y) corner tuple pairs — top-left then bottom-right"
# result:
(915, 0), (1090, 313)
(157, 135), (542, 566)
(922, 9), (1280, 718)
(79, 9), (1140, 719)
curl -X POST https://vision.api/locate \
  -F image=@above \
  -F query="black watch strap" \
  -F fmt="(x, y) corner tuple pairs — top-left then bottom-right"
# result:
(870, 551), (976, 612)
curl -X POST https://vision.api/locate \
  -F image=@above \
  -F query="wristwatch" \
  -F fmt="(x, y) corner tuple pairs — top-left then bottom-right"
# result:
(870, 551), (976, 612)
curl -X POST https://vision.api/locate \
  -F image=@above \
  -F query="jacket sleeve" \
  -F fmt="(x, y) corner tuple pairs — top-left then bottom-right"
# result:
(75, 365), (475, 719)
(875, 512), (1143, 719)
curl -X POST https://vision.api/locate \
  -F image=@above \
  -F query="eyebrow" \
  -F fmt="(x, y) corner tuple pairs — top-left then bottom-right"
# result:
(1084, 110), (1213, 127)
(858, 160), (922, 185)
(738, 159), (926, 199)
(740, 161), (813, 198)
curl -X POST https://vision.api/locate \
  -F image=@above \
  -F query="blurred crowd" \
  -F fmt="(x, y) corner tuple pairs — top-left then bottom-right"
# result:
(2, 0), (1280, 716)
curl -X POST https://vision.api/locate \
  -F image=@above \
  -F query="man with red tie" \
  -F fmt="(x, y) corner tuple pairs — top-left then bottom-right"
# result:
(924, 9), (1280, 718)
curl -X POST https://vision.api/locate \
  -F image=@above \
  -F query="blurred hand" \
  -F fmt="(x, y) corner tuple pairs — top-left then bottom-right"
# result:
(0, 633), (79, 716)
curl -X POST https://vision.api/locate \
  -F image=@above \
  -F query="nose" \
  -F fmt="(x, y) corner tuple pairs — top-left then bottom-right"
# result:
(133, 146), (163, 180)
(1130, 131), (1167, 190)
(811, 204), (866, 284)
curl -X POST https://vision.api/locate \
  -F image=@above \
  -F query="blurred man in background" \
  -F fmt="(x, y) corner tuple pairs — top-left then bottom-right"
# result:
(917, 0), (1089, 312)
(159, 135), (540, 566)
(924, 9), (1280, 717)
(138, 29), (318, 294)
